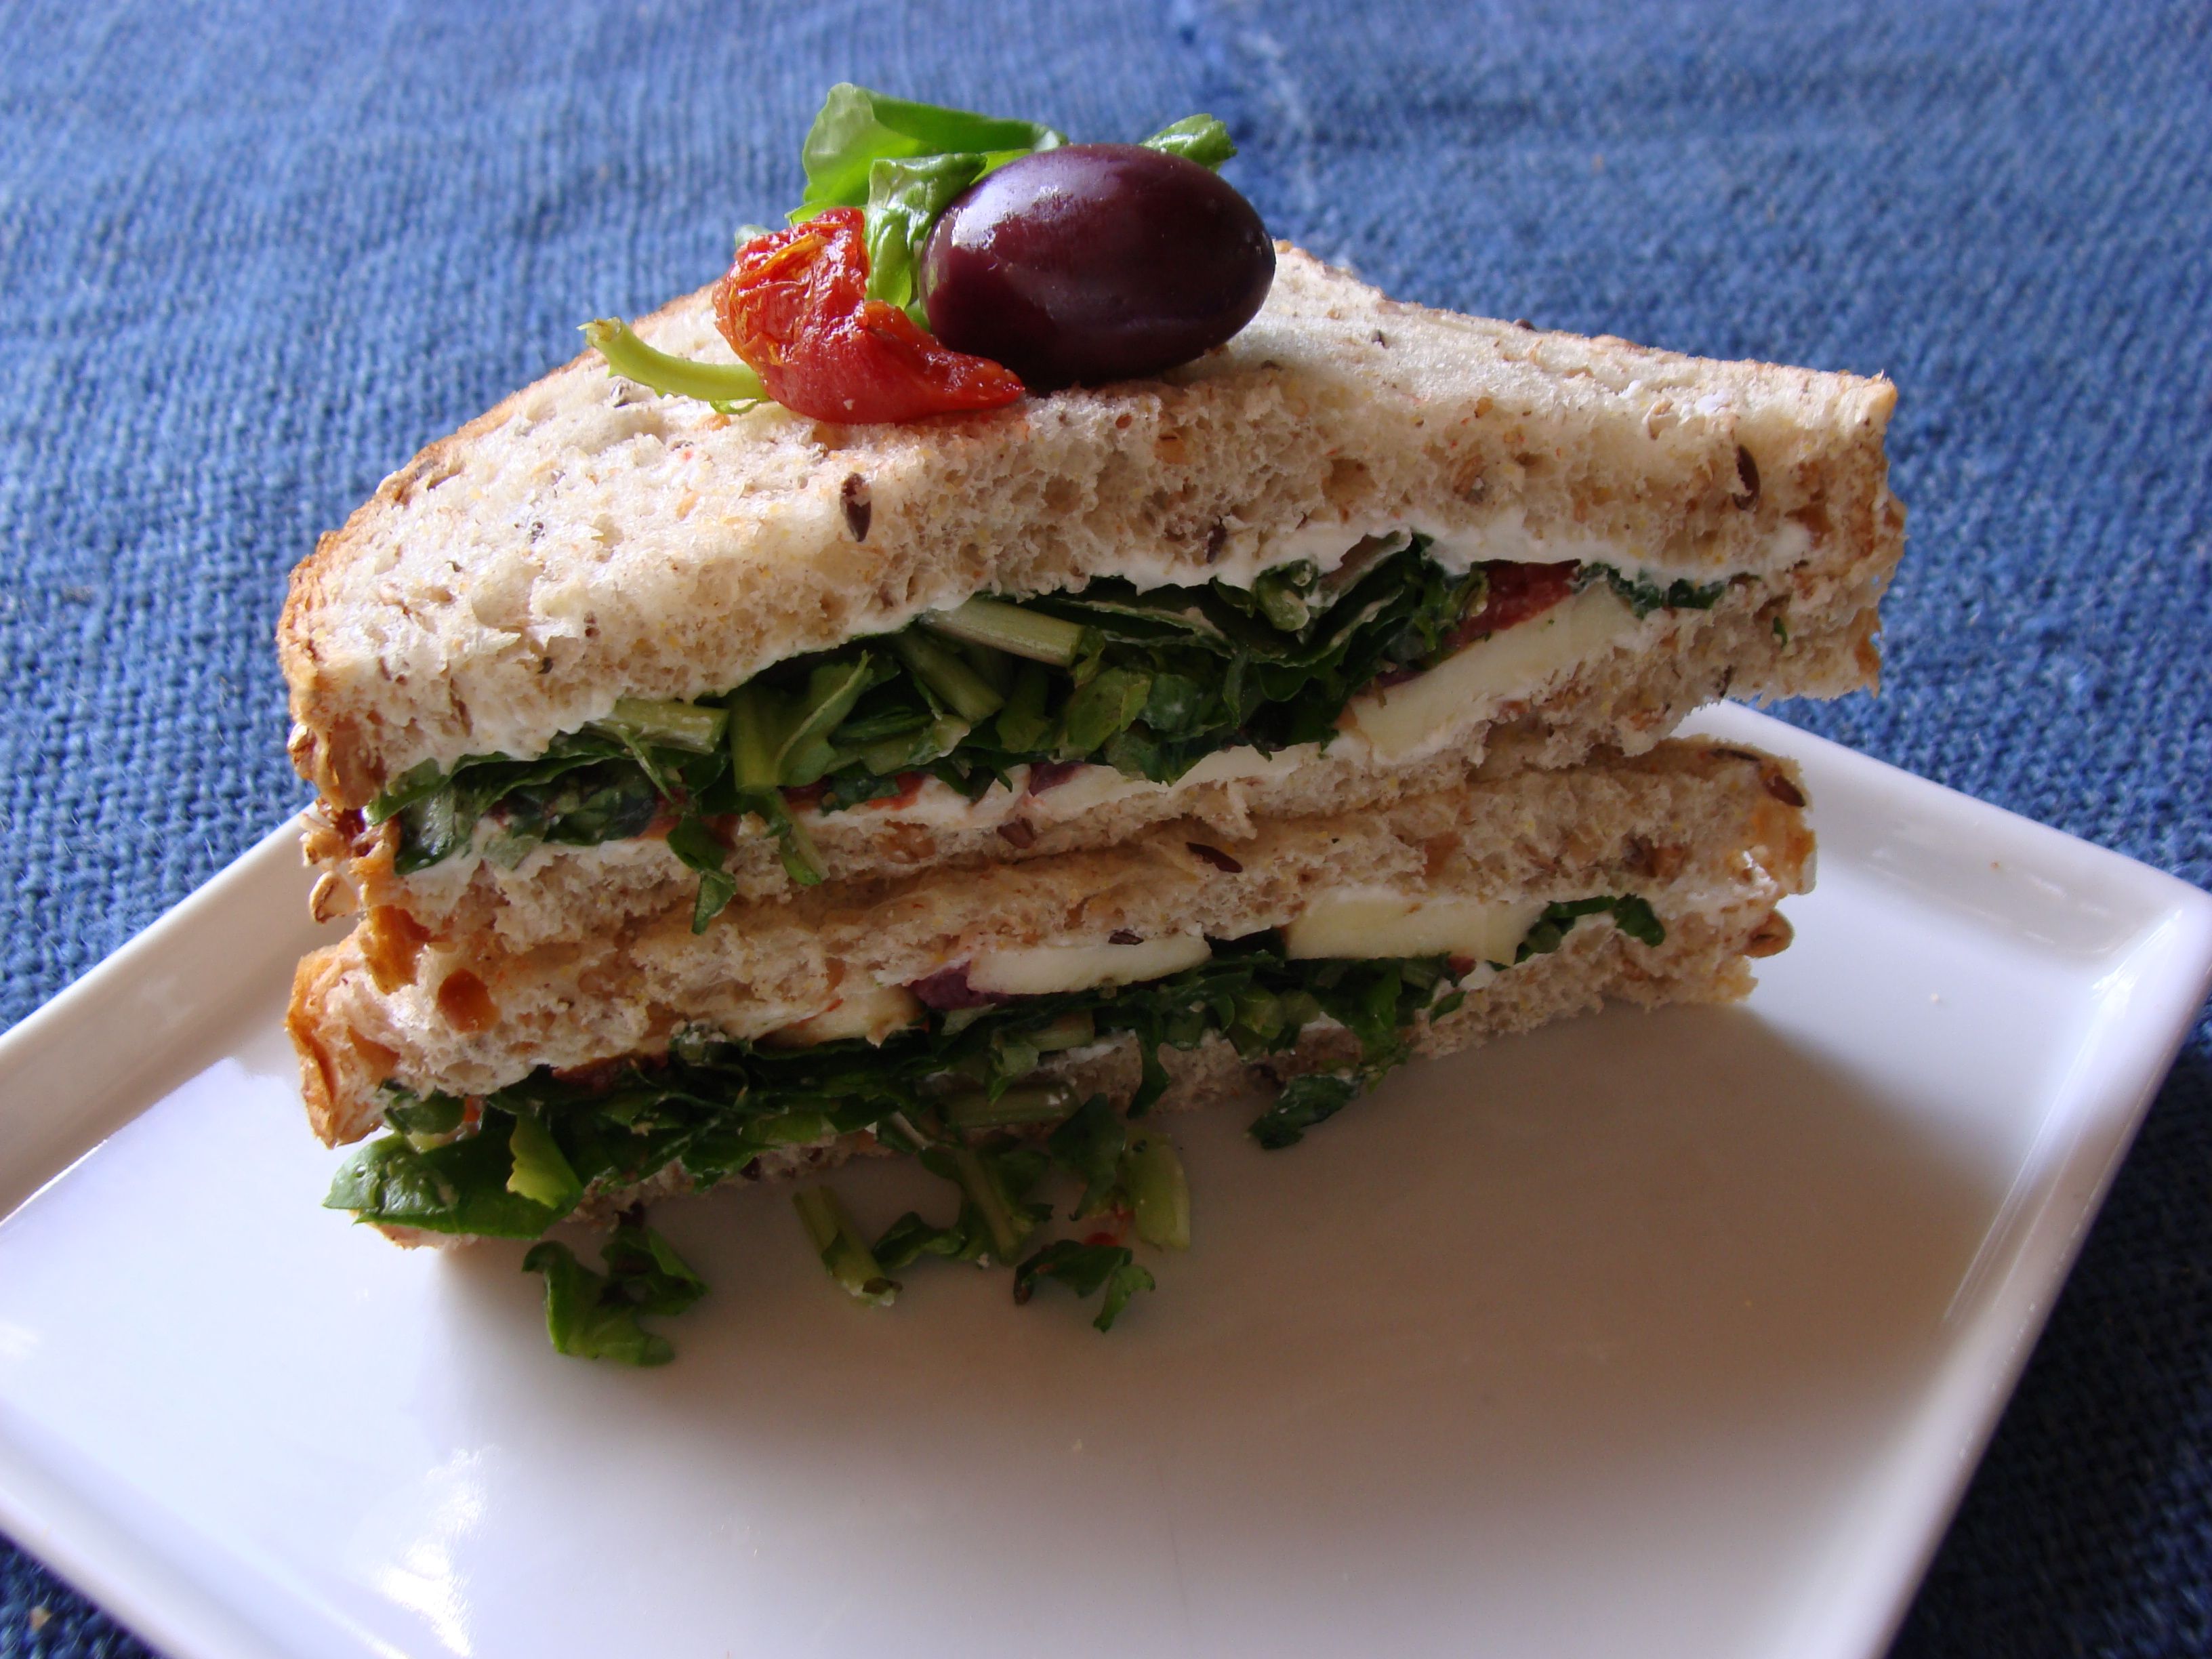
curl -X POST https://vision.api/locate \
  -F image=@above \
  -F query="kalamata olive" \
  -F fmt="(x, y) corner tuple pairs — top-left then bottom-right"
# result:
(918, 143), (1274, 390)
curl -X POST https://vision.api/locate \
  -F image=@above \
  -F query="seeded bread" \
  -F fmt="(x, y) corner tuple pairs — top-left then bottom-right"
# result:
(279, 245), (1901, 809)
(291, 738), (1811, 1146)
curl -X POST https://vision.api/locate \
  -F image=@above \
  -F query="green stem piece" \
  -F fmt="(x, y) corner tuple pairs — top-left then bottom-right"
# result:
(597, 696), (728, 755)
(949, 1145), (1030, 1263)
(1122, 1132), (1191, 1250)
(728, 685), (785, 789)
(922, 596), (1088, 667)
(581, 319), (767, 410)
(793, 1186), (899, 1306)
(889, 632), (1006, 724)
(943, 1082), (1075, 1130)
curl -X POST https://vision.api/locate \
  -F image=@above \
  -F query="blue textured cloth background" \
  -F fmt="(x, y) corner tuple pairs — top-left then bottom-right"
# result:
(1, 1), (2207, 1653)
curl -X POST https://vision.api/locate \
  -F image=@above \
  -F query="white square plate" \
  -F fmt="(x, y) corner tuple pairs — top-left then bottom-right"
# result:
(1, 705), (2207, 1659)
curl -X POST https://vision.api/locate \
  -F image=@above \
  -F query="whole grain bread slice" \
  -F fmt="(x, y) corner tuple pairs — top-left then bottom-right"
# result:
(280, 247), (1900, 808)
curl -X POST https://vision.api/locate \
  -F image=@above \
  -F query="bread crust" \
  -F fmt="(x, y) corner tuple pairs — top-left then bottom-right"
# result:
(279, 247), (1900, 806)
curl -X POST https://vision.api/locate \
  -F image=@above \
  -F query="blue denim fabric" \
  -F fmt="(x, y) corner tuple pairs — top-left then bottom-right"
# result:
(1, 2), (2206, 1654)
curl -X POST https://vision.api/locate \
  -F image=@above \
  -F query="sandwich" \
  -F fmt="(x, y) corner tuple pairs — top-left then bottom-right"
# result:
(295, 739), (1813, 1335)
(278, 87), (1896, 1352)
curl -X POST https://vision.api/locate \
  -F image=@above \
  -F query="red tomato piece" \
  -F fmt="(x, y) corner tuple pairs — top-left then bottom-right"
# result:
(714, 208), (1026, 423)
(857, 771), (929, 811)
(1446, 560), (1579, 651)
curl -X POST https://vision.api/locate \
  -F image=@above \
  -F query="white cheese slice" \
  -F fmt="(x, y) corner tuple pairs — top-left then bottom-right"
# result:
(1023, 741), (1338, 826)
(966, 933), (1211, 998)
(1172, 741), (1328, 790)
(763, 980), (924, 1047)
(1345, 581), (1639, 761)
(1018, 763), (1149, 820)
(1282, 890), (1550, 964)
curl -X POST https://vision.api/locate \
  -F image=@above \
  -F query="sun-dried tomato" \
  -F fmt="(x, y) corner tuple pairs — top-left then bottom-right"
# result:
(714, 208), (1025, 424)
(854, 770), (930, 811)
(1446, 560), (1578, 651)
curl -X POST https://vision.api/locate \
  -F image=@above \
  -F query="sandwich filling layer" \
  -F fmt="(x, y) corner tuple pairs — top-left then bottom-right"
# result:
(329, 893), (1677, 1242)
(364, 534), (1776, 924)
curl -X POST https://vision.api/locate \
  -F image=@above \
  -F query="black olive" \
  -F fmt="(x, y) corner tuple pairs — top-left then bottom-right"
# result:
(919, 143), (1274, 390)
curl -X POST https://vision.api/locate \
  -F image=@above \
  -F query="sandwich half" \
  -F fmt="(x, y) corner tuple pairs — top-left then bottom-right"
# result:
(281, 248), (1896, 951)
(295, 739), (1813, 1250)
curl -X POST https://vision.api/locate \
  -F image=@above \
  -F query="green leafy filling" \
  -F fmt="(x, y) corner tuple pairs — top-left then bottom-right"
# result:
(1581, 564), (1729, 619)
(370, 539), (1494, 921)
(1015, 1241), (1156, 1333)
(371, 549), (1732, 932)
(326, 933), (1462, 1237)
(332, 895), (1665, 1347)
(1513, 893), (1664, 958)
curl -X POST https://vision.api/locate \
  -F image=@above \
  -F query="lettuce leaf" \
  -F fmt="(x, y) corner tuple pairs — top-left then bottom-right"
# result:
(523, 1217), (705, 1366)
(795, 84), (1065, 218)
(1013, 1240), (1155, 1332)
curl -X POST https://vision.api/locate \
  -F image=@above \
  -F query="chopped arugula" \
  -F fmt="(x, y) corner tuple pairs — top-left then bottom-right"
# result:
(1247, 1072), (1364, 1151)
(793, 1186), (900, 1306)
(1515, 895), (1665, 959)
(327, 933), (1470, 1241)
(369, 546), (1741, 926)
(1014, 1241), (1155, 1332)
(1581, 564), (1729, 619)
(1048, 1097), (1130, 1222)
(522, 1216), (705, 1366)
(348, 902), (1651, 1247)
(506, 1111), (585, 1210)
(1033, 1105), (1192, 1248)
(371, 538), (1498, 920)
(340, 899), (1667, 1351)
